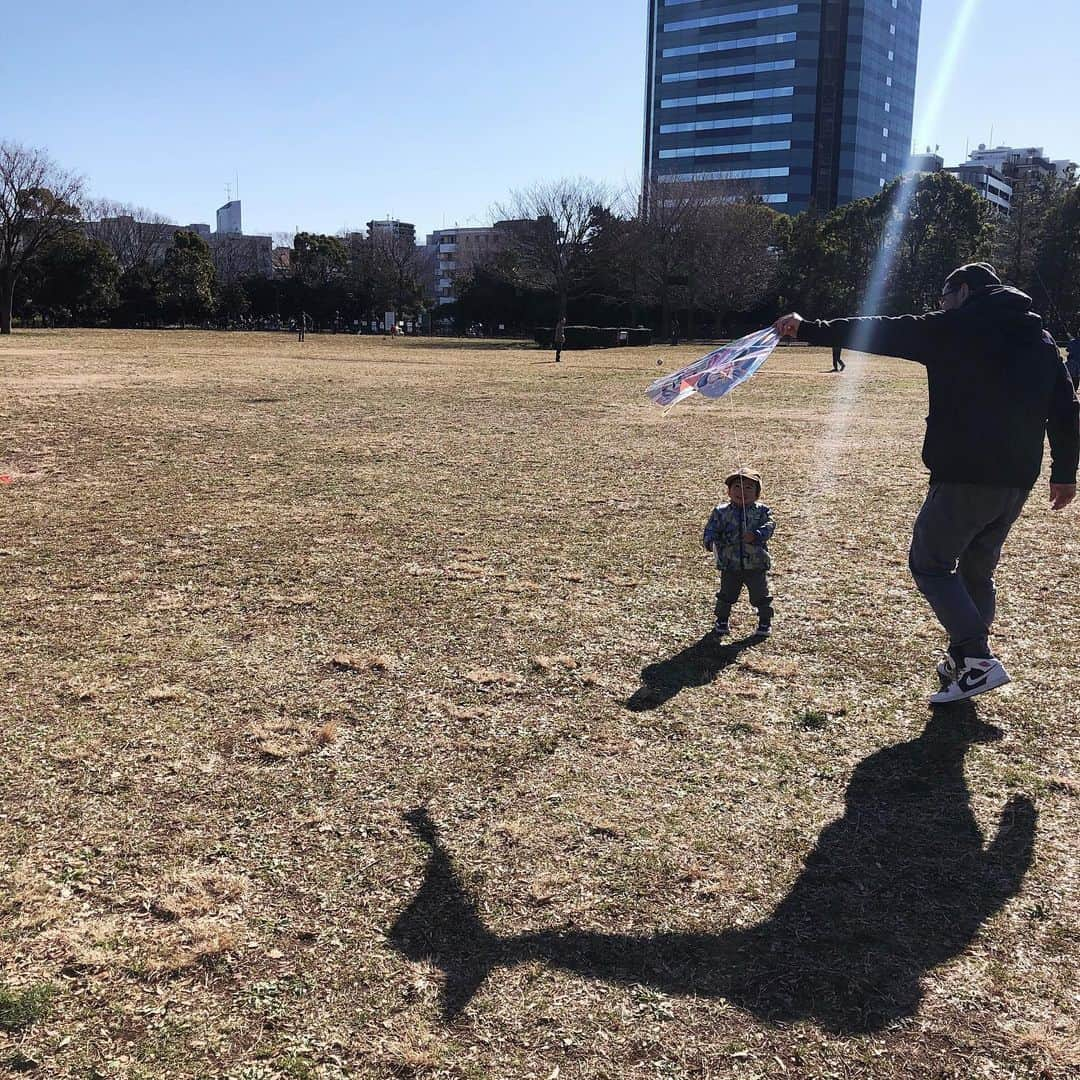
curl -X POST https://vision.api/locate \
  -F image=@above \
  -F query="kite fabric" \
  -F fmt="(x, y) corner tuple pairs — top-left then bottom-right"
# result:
(645, 327), (780, 408)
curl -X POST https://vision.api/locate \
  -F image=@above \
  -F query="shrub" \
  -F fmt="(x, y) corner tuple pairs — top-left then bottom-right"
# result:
(535, 325), (654, 349)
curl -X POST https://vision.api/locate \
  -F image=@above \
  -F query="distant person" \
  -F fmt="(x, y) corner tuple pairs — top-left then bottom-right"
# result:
(670, 317), (680, 346)
(297, 310), (306, 342)
(832, 344), (846, 372)
(1065, 331), (1080, 390)
(553, 316), (566, 363)
(775, 262), (1078, 704)
(703, 469), (776, 640)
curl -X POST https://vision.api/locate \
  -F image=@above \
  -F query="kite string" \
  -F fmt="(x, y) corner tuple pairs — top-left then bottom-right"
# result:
(726, 381), (749, 542)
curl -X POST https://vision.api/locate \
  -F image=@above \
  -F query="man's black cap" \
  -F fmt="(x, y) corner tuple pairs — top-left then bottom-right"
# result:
(944, 261), (1001, 293)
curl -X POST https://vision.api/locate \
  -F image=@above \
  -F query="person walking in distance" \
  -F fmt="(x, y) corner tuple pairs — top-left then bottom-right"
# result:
(297, 310), (307, 342)
(553, 316), (566, 363)
(832, 344), (846, 372)
(775, 262), (1078, 704)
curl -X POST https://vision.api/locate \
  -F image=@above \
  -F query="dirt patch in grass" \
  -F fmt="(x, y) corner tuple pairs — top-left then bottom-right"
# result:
(0, 329), (1076, 1078)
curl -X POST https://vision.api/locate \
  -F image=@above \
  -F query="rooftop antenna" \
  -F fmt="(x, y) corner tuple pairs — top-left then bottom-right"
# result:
(225, 182), (232, 203)
(235, 171), (240, 201)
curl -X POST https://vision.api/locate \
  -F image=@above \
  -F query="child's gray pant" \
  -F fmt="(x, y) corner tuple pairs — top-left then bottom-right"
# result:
(715, 569), (773, 624)
(908, 482), (1029, 658)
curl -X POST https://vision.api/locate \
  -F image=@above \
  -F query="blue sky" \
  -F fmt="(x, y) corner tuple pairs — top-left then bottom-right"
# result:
(3, 1), (1077, 239)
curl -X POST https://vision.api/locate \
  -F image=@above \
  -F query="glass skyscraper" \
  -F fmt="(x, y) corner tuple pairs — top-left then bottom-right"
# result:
(643, 0), (922, 213)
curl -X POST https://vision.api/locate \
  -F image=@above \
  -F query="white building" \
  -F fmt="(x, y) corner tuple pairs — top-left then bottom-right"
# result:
(945, 163), (1013, 215)
(942, 143), (1080, 218)
(965, 144), (1076, 181)
(216, 200), (242, 235)
(367, 219), (416, 245)
(425, 226), (506, 306)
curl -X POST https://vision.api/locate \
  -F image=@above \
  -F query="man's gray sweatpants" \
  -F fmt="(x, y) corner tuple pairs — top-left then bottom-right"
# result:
(908, 482), (1029, 658)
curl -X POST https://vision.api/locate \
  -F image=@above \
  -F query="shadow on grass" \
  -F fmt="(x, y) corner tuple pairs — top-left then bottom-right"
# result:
(388, 705), (1036, 1032)
(625, 633), (764, 712)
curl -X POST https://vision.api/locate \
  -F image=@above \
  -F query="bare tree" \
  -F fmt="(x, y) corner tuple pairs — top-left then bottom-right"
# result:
(209, 234), (273, 285)
(0, 142), (84, 333)
(368, 229), (433, 315)
(272, 231), (295, 276)
(494, 177), (610, 328)
(82, 198), (175, 270)
(211, 234), (247, 286)
(637, 178), (721, 338)
(693, 198), (783, 336)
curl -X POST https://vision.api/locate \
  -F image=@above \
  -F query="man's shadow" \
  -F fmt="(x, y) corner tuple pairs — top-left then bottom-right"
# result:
(388, 706), (1036, 1033)
(626, 633), (764, 711)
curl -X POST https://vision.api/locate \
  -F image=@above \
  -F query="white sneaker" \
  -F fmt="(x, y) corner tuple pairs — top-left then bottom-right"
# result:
(929, 656), (1011, 704)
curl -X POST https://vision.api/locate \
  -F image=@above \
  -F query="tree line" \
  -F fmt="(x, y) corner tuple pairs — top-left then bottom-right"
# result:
(3, 139), (1079, 338)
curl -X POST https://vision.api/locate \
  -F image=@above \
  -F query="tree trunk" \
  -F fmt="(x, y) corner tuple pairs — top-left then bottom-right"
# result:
(1, 272), (14, 334)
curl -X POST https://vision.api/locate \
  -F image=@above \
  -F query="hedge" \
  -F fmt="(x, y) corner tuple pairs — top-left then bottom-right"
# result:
(534, 326), (653, 349)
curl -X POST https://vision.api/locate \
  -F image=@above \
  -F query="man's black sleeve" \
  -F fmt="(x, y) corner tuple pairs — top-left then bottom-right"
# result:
(1047, 359), (1080, 485)
(799, 312), (951, 363)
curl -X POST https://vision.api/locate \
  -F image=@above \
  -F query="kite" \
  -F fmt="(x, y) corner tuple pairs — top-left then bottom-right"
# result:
(645, 327), (780, 408)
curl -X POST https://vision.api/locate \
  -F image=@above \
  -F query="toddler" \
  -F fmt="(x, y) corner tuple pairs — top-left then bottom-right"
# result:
(703, 469), (775, 638)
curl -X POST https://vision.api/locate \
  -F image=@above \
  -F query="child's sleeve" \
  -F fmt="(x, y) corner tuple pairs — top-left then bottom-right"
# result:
(703, 508), (719, 550)
(754, 505), (776, 542)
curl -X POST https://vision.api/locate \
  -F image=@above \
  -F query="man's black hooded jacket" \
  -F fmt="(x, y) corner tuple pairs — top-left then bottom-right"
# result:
(800, 286), (1080, 489)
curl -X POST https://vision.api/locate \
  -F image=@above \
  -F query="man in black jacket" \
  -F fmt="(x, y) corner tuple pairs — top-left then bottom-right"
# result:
(775, 262), (1079, 704)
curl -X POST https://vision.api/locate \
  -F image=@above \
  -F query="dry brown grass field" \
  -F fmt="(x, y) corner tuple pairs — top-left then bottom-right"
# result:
(0, 329), (1076, 1080)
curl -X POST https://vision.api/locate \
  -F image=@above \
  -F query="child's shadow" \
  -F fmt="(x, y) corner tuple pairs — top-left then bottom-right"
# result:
(626, 633), (765, 712)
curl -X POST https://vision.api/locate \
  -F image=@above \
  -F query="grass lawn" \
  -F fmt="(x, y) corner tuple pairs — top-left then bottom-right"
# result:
(0, 329), (1076, 1079)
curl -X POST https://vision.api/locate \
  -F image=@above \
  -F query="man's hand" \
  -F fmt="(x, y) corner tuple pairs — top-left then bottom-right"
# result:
(1050, 483), (1076, 510)
(743, 532), (757, 544)
(774, 312), (803, 339)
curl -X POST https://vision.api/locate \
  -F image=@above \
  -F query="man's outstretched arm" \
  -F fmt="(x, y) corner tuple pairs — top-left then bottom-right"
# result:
(775, 310), (950, 363)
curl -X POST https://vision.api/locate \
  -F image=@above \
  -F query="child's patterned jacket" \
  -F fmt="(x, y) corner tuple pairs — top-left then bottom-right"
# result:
(703, 501), (775, 571)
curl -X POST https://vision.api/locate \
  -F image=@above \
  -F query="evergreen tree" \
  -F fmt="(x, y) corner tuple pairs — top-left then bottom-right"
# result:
(17, 230), (119, 325)
(161, 230), (216, 327)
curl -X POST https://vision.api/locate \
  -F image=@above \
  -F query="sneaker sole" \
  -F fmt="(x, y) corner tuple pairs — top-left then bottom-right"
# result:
(928, 669), (1011, 705)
